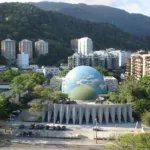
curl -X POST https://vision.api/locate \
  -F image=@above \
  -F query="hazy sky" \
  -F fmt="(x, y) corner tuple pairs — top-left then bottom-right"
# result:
(0, 0), (149, 16)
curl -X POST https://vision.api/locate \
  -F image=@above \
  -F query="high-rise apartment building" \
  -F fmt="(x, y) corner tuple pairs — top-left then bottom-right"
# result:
(19, 39), (33, 59)
(126, 51), (150, 80)
(70, 39), (78, 52)
(78, 37), (93, 56)
(109, 50), (131, 67)
(1, 39), (16, 64)
(68, 52), (119, 70)
(17, 53), (29, 69)
(35, 40), (48, 57)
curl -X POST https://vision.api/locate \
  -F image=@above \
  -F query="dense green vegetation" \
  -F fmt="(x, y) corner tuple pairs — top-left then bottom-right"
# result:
(108, 76), (150, 120)
(0, 69), (21, 82)
(142, 112), (150, 127)
(30, 85), (68, 113)
(11, 72), (45, 96)
(104, 133), (150, 150)
(0, 3), (150, 66)
(0, 70), (68, 118)
(32, 2), (150, 36)
(95, 66), (120, 79)
(58, 69), (70, 77)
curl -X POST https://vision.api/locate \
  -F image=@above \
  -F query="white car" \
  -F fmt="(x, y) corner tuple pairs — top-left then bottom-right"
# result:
(8, 118), (15, 121)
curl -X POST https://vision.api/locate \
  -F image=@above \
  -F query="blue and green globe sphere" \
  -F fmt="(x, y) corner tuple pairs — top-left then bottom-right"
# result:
(62, 66), (107, 95)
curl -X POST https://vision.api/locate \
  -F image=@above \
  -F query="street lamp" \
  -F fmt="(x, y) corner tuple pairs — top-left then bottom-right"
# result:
(95, 118), (98, 144)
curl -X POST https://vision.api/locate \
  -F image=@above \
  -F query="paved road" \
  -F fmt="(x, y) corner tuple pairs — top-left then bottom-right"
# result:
(1, 143), (103, 150)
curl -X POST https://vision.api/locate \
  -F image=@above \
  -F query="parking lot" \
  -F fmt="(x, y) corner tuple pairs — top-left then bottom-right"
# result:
(15, 124), (76, 138)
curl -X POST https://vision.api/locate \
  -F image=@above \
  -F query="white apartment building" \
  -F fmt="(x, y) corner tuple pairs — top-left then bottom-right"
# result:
(17, 53), (29, 69)
(104, 76), (118, 91)
(35, 40), (48, 57)
(1, 39), (16, 64)
(78, 37), (93, 56)
(109, 50), (131, 67)
(68, 52), (119, 70)
(19, 39), (33, 59)
(34, 66), (60, 77)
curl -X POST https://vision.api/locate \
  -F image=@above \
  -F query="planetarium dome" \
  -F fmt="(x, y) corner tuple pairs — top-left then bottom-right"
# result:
(62, 66), (107, 94)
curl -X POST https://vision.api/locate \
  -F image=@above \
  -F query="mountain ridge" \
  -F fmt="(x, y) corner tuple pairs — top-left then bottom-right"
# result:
(31, 1), (150, 36)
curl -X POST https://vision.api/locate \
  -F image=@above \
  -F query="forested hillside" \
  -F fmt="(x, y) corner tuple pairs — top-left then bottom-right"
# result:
(0, 3), (150, 66)
(32, 2), (150, 36)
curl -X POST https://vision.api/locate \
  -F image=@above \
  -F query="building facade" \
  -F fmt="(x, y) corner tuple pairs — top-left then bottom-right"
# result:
(78, 37), (93, 56)
(19, 39), (33, 59)
(17, 53), (29, 69)
(1, 39), (16, 64)
(42, 103), (133, 125)
(34, 66), (60, 77)
(35, 40), (48, 57)
(68, 52), (119, 70)
(126, 51), (150, 80)
(70, 39), (78, 52)
(104, 76), (118, 91)
(109, 50), (131, 67)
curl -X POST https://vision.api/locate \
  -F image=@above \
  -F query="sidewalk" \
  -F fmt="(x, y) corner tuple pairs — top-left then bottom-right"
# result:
(11, 138), (111, 146)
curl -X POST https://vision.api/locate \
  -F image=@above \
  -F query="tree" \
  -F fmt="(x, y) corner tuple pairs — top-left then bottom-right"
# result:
(29, 100), (44, 113)
(104, 133), (150, 150)
(52, 91), (68, 100)
(11, 72), (45, 98)
(108, 76), (150, 120)
(58, 69), (70, 77)
(1, 69), (21, 82)
(40, 87), (52, 100)
(0, 93), (8, 119)
(95, 66), (109, 76)
(0, 54), (7, 65)
(142, 111), (150, 127)
(95, 66), (119, 79)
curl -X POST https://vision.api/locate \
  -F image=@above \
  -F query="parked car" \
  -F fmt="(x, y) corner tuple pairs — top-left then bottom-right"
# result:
(8, 118), (15, 121)
(39, 125), (45, 129)
(45, 125), (49, 130)
(52, 126), (56, 130)
(9, 114), (16, 118)
(19, 124), (25, 129)
(61, 126), (66, 131)
(56, 126), (61, 130)
(29, 124), (35, 129)
(35, 125), (40, 130)
(93, 126), (103, 131)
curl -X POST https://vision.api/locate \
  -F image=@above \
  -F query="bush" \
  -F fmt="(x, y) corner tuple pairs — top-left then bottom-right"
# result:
(142, 111), (150, 127)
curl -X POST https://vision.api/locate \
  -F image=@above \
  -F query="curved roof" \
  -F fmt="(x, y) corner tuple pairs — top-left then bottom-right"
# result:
(69, 85), (98, 101)
(62, 66), (107, 94)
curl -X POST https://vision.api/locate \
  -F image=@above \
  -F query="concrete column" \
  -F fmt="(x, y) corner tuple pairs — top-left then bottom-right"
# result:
(127, 104), (132, 122)
(60, 104), (65, 124)
(85, 106), (90, 124)
(66, 105), (71, 124)
(104, 107), (109, 124)
(110, 107), (115, 124)
(79, 106), (84, 125)
(117, 106), (121, 123)
(122, 105), (127, 123)
(53, 104), (59, 124)
(48, 104), (53, 123)
(92, 107), (97, 124)
(72, 105), (77, 124)
(98, 106), (103, 124)
(42, 111), (46, 122)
